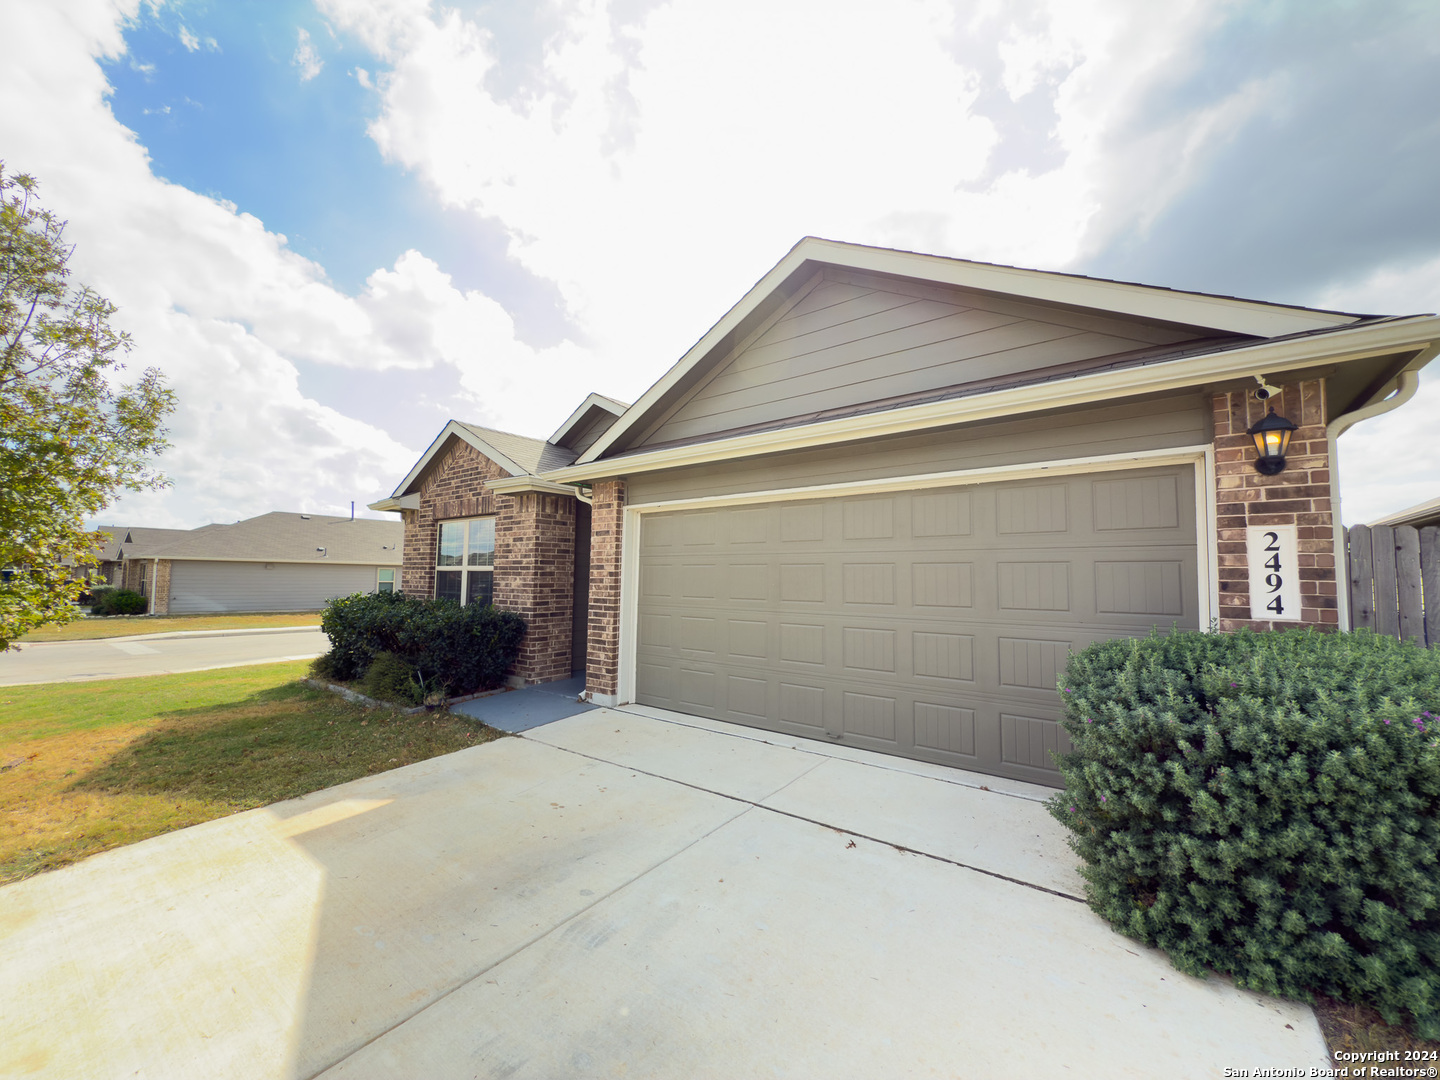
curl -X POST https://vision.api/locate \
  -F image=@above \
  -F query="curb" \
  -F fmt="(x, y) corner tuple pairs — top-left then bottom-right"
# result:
(56, 626), (324, 645)
(303, 679), (512, 716)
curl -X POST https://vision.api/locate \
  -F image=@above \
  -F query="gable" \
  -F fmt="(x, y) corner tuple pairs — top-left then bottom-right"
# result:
(626, 267), (1246, 451)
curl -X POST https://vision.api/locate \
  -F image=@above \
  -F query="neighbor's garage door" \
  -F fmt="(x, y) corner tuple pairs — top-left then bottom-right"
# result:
(634, 466), (1199, 787)
(168, 561), (380, 614)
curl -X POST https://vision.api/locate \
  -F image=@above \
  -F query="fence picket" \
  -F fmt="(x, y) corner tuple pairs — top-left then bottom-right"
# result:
(1371, 525), (1400, 638)
(1422, 526), (1439, 648)
(1396, 526), (1424, 645)
(1348, 525), (1376, 631)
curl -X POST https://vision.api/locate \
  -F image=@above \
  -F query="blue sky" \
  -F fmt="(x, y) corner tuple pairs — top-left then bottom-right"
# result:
(105, 0), (566, 332)
(1, 0), (1437, 529)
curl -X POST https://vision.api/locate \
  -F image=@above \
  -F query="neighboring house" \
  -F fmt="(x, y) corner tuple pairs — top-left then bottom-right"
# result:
(372, 238), (1440, 786)
(112, 512), (402, 614)
(91, 526), (199, 586)
(1368, 497), (1440, 530)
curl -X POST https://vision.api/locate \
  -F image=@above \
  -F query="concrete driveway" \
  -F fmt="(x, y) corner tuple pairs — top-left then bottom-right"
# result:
(0, 627), (327, 685)
(0, 705), (1328, 1079)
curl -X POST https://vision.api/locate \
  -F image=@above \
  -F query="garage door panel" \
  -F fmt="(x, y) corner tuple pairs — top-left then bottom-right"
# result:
(635, 466), (1199, 786)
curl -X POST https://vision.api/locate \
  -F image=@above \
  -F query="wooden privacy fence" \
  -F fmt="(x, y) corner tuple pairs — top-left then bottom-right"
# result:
(1346, 523), (1440, 647)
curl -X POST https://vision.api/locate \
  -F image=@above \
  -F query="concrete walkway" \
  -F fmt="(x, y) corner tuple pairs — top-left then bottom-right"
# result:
(0, 706), (1329, 1079)
(0, 626), (327, 685)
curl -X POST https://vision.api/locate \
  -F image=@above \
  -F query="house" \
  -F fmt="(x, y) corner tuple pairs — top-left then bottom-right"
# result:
(91, 526), (203, 586)
(1368, 496), (1440, 530)
(372, 238), (1440, 786)
(109, 512), (403, 614)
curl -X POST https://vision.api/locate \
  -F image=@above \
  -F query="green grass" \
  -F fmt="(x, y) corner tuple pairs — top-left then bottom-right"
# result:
(0, 661), (502, 885)
(18, 612), (323, 642)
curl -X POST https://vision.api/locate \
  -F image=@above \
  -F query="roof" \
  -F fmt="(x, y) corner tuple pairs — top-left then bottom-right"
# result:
(456, 423), (577, 475)
(548, 393), (629, 448)
(374, 413), (586, 509)
(1368, 496), (1440, 530)
(576, 237), (1400, 467)
(91, 526), (202, 562)
(126, 512), (403, 565)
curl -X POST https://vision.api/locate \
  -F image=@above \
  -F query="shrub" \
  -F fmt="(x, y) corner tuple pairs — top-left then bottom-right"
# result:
(318, 592), (526, 698)
(91, 588), (147, 616)
(361, 651), (424, 705)
(1048, 626), (1440, 1038)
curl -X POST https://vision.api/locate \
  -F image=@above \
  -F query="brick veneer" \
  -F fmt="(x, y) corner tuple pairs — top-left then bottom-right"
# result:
(151, 559), (172, 615)
(400, 437), (580, 685)
(585, 479), (626, 702)
(400, 439), (508, 599)
(1213, 378), (1337, 631)
(496, 492), (576, 684)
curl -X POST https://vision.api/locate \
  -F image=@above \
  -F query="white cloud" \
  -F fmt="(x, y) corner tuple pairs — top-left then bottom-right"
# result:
(294, 27), (323, 81)
(6, 0), (1437, 531)
(178, 24), (199, 51)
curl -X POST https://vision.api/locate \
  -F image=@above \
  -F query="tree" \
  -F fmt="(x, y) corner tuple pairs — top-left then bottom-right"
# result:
(1, 164), (175, 648)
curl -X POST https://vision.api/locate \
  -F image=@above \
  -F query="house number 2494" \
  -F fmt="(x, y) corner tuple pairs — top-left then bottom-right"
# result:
(1246, 524), (1301, 622)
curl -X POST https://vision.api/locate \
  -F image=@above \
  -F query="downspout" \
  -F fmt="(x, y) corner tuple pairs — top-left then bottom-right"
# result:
(1326, 366), (1425, 630)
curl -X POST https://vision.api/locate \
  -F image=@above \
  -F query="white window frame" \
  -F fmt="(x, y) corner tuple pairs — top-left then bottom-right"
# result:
(434, 516), (496, 607)
(376, 568), (396, 594)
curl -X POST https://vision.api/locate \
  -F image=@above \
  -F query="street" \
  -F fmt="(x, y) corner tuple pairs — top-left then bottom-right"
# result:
(0, 628), (328, 686)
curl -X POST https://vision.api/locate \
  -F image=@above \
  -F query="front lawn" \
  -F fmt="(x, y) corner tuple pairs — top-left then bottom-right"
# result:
(0, 660), (501, 885)
(17, 612), (324, 643)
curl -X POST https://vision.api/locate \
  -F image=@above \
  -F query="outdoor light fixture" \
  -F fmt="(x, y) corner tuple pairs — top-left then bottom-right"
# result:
(1246, 408), (1298, 475)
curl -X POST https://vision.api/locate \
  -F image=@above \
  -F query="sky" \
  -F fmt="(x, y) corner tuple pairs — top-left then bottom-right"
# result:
(2, 0), (1437, 529)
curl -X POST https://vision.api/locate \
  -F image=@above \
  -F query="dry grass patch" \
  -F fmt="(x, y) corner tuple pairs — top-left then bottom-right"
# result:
(18, 612), (323, 643)
(0, 661), (501, 885)
(1313, 995), (1440, 1061)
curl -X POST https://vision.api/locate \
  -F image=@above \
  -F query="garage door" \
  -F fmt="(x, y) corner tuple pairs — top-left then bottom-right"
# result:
(634, 466), (1199, 786)
(168, 561), (380, 613)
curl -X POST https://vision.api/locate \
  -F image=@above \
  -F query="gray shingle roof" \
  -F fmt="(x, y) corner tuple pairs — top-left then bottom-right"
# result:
(456, 424), (578, 475)
(92, 526), (197, 562)
(126, 512), (402, 565)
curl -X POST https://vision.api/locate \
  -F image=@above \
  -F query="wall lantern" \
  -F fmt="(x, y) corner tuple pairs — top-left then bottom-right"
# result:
(1246, 408), (1298, 475)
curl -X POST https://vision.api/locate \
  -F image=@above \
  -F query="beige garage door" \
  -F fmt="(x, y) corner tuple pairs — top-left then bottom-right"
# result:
(634, 466), (1200, 786)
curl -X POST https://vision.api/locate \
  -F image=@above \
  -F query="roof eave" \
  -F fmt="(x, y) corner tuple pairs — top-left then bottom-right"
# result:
(576, 236), (1377, 466)
(548, 313), (1440, 483)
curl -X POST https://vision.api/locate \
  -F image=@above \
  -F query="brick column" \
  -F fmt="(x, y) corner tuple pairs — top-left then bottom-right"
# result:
(495, 492), (576, 684)
(585, 479), (626, 705)
(151, 559), (171, 615)
(1213, 378), (1337, 631)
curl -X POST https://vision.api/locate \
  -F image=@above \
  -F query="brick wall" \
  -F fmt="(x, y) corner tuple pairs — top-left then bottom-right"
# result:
(401, 439), (507, 598)
(401, 435), (581, 685)
(585, 479), (626, 702)
(1213, 378), (1337, 631)
(151, 559), (172, 615)
(496, 492), (575, 684)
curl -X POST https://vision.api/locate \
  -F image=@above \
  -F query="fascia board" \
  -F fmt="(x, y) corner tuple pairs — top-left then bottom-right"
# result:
(546, 314), (1440, 483)
(367, 493), (420, 512)
(548, 393), (628, 446)
(485, 476), (580, 496)
(799, 238), (1362, 337)
(577, 237), (1369, 468)
(576, 240), (817, 465)
(391, 422), (524, 497)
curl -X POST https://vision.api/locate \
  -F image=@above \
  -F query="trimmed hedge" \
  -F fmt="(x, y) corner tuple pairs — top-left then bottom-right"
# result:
(318, 591), (526, 700)
(1047, 626), (1440, 1038)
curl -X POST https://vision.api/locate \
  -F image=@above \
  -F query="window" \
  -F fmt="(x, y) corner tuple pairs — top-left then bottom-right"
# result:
(376, 568), (396, 594)
(435, 517), (494, 607)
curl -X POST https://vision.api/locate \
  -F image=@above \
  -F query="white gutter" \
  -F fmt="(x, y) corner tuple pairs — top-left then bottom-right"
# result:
(1326, 359), (1430, 630)
(548, 315), (1440, 483)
